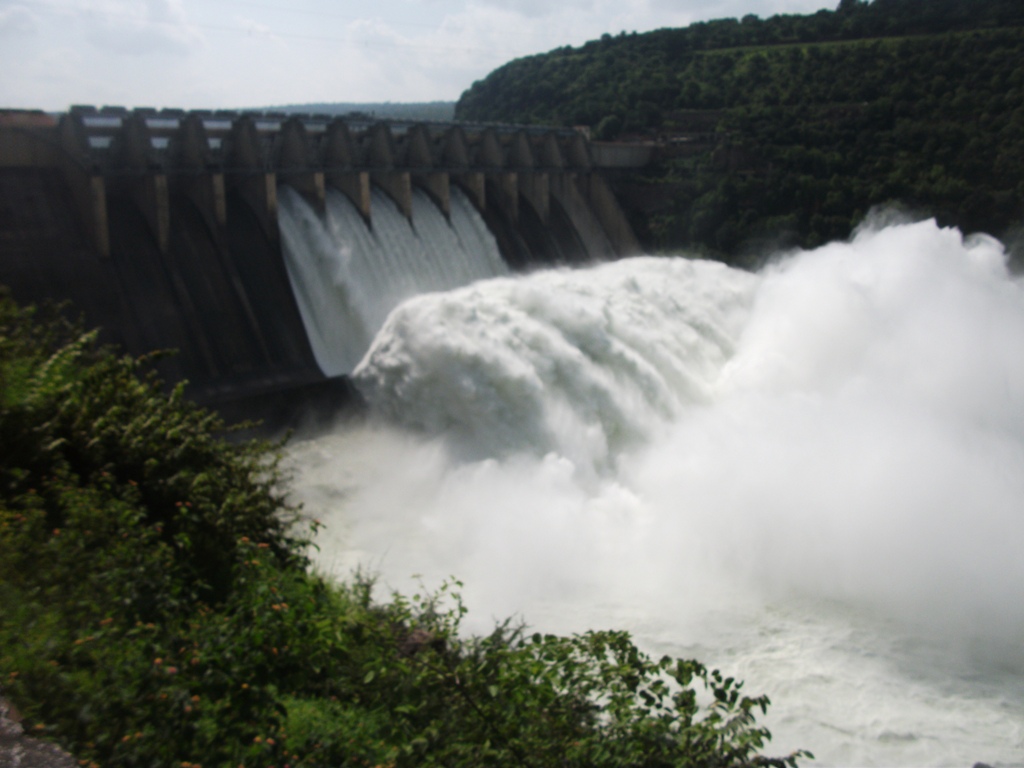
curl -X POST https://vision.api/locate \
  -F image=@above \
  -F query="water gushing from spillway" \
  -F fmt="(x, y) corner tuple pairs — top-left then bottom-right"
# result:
(289, 218), (1024, 766)
(278, 185), (508, 375)
(353, 256), (757, 479)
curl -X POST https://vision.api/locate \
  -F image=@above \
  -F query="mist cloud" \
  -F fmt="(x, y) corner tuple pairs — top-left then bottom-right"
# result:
(326, 220), (1024, 651)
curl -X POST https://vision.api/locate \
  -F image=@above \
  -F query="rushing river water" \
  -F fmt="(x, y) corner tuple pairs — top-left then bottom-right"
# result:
(285, 216), (1024, 766)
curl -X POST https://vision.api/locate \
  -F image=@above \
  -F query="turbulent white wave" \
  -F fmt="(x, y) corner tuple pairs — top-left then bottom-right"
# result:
(353, 256), (756, 476)
(292, 218), (1024, 767)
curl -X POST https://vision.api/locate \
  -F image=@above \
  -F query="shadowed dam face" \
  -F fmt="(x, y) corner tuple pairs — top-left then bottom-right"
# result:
(286, 217), (1024, 768)
(0, 169), (322, 405)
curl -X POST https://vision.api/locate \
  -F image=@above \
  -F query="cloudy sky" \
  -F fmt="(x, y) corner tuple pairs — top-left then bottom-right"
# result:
(1, 0), (835, 111)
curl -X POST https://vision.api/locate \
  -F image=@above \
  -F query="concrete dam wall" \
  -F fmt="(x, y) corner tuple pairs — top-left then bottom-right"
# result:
(0, 107), (642, 416)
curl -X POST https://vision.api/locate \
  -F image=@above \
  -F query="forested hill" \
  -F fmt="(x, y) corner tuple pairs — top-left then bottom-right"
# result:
(455, 0), (1024, 265)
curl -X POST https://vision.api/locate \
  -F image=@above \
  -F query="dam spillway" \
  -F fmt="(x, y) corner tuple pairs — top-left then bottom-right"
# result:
(0, 107), (642, 415)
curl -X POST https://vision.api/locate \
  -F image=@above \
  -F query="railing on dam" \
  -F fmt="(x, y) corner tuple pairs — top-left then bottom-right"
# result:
(67, 104), (587, 148)
(0, 106), (643, 261)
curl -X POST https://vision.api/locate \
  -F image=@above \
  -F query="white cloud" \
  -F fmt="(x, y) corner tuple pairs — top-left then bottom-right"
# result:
(0, 4), (38, 36)
(653, 0), (836, 21)
(80, 0), (204, 56)
(235, 16), (285, 44)
(469, 0), (581, 19)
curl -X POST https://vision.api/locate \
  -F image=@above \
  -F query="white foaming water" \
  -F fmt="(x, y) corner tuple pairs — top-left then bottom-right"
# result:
(278, 185), (507, 375)
(289, 219), (1024, 766)
(354, 256), (756, 478)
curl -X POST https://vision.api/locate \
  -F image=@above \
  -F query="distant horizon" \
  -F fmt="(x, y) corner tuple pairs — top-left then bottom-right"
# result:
(256, 101), (457, 118)
(260, 100), (456, 108)
(2, 101), (457, 118)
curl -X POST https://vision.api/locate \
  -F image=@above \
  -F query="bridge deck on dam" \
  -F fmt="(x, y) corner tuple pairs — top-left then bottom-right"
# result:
(0, 106), (645, 422)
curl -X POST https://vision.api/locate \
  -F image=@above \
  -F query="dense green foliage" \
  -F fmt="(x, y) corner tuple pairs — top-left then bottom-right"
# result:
(455, 0), (1024, 262)
(0, 290), (808, 767)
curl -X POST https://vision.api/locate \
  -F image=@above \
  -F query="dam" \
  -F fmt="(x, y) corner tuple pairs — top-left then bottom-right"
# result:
(0, 106), (644, 418)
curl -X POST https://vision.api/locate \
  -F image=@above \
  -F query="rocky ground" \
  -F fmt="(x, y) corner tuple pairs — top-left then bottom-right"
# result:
(0, 695), (76, 768)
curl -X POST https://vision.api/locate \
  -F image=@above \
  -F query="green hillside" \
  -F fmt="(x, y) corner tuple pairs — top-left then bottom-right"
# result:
(455, 0), (1024, 264)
